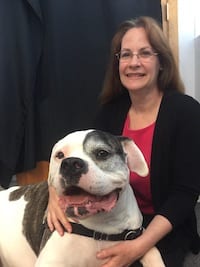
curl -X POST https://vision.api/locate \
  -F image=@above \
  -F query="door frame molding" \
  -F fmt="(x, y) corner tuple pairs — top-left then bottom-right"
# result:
(161, 0), (178, 64)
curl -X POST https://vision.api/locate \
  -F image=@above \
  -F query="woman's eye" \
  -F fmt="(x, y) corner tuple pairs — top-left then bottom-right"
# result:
(140, 50), (152, 58)
(55, 151), (64, 159)
(121, 51), (131, 59)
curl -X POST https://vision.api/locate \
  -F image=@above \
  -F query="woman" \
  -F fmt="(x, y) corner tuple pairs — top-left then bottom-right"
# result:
(47, 16), (200, 267)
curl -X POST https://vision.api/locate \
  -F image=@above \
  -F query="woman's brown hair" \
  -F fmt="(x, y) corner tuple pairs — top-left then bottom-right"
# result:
(100, 16), (185, 104)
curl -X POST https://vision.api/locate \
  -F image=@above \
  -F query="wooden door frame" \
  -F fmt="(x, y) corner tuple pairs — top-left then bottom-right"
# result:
(161, 0), (179, 64)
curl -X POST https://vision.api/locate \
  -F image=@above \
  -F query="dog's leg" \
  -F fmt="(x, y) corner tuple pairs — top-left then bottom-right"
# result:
(35, 232), (75, 267)
(140, 247), (165, 267)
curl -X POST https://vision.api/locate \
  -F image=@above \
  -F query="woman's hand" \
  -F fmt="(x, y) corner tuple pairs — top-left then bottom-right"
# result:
(97, 215), (172, 267)
(96, 239), (144, 267)
(47, 185), (72, 236)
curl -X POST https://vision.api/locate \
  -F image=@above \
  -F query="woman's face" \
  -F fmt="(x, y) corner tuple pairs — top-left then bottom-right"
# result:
(119, 27), (160, 94)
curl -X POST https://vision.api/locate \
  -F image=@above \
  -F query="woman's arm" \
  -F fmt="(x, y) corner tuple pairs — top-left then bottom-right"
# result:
(96, 214), (172, 267)
(47, 185), (72, 236)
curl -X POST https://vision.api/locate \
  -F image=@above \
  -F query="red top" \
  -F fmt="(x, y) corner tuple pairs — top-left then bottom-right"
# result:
(123, 115), (155, 214)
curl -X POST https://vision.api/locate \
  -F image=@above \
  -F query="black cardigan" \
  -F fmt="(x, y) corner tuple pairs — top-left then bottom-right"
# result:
(94, 90), (200, 252)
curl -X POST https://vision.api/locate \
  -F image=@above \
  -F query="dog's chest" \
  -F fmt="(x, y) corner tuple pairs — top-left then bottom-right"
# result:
(38, 231), (119, 267)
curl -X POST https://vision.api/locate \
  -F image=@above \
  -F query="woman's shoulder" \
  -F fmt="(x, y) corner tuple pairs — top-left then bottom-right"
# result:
(94, 92), (131, 134)
(163, 90), (200, 114)
(158, 91), (200, 132)
(97, 92), (131, 114)
(104, 91), (131, 107)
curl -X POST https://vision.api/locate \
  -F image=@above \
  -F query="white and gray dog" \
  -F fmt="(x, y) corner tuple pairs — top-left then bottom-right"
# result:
(0, 129), (165, 267)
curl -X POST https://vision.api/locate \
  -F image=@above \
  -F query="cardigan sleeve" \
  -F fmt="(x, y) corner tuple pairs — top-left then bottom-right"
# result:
(152, 93), (200, 228)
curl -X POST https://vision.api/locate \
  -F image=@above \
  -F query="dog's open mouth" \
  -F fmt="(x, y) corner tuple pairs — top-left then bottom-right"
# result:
(59, 186), (120, 219)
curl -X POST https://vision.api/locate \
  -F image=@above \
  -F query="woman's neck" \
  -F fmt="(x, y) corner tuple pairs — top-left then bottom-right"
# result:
(128, 89), (163, 130)
(129, 88), (163, 112)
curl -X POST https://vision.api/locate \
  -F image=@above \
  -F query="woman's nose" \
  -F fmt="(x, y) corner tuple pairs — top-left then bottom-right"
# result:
(129, 54), (141, 65)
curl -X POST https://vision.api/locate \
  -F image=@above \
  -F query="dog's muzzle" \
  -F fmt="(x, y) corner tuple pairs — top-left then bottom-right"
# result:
(58, 156), (121, 219)
(59, 186), (120, 219)
(60, 157), (88, 184)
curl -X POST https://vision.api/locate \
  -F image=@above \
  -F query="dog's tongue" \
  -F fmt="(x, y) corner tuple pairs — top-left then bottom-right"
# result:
(59, 190), (118, 219)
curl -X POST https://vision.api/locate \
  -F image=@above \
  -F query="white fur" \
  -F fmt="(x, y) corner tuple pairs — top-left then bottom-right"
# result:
(0, 187), (36, 267)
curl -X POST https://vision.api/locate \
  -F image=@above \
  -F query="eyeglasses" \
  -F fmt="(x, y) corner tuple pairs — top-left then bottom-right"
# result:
(115, 49), (158, 62)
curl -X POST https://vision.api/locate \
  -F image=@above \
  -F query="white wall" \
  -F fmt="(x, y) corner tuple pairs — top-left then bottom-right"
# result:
(195, 36), (200, 101)
(178, 0), (200, 101)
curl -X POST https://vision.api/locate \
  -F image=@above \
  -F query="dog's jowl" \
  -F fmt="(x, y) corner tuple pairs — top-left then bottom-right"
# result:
(0, 129), (165, 267)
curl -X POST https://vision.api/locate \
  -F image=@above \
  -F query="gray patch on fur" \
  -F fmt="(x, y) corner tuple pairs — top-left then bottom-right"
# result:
(83, 130), (126, 172)
(9, 181), (49, 255)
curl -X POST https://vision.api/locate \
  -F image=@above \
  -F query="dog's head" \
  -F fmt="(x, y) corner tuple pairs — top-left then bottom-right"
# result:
(48, 129), (148, 219)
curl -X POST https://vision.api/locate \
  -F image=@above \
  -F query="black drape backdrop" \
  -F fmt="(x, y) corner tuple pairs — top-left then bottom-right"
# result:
(0, 0), (162, 187)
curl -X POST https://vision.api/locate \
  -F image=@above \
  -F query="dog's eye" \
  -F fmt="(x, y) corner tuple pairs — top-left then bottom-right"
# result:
(95, 149), (109, 160)
(55, 151), (64, 159)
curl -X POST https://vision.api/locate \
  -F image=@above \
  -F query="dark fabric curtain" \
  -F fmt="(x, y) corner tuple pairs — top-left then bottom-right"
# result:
(0, 0), (161, 187)
(0, 0), (43, 187)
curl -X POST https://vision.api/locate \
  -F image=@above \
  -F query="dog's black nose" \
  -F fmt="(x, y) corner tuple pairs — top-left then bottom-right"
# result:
(60, 157), (88, 184)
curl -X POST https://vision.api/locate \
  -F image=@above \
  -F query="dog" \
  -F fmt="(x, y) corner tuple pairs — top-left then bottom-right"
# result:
(0, 129), (165, 267)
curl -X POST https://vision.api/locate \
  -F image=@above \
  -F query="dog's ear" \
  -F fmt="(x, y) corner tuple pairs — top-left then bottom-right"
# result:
(118, 137), (149, 177)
